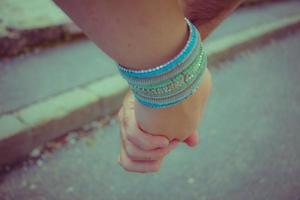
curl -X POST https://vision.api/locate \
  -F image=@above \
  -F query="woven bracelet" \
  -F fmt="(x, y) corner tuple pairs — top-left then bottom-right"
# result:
(117, 17), (207, 108)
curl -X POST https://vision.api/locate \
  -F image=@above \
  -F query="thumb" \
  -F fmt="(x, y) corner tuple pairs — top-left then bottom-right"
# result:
(184, 131), (199, 147)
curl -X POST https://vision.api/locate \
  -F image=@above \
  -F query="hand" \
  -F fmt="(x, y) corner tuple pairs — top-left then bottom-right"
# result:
(117, 92), (199, 173)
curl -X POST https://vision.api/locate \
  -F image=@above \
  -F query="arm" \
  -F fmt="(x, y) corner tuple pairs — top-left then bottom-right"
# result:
(54, 0), (211, 141)
(135, 0), (245, 140)
(54, 0), (242, 173)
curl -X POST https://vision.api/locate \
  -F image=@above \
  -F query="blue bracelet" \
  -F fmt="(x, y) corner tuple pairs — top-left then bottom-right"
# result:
(133, 53), (207, 108)
(117, 17), (207, 108)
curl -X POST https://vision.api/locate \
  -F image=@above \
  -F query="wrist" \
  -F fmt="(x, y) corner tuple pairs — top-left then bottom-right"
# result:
(134, 68), (212, 141)
(118, 18), (207, 109)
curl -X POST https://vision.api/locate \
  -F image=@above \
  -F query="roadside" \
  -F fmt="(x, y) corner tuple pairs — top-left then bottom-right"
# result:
(0, 0), (300, 166)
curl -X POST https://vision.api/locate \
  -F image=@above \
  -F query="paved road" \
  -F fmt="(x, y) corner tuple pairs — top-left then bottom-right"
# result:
(1, 28), (299, 200)
(1, 1), (300, 115)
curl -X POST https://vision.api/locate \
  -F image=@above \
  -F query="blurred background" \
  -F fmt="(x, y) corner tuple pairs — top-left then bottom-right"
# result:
(0, 0), (300, 199)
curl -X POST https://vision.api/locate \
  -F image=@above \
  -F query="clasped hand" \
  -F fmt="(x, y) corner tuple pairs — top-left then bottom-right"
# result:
(117, 92), (199, 173)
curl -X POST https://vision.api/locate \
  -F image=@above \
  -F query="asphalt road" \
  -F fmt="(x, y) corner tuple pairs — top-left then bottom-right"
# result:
(1, 0), (300, 115)
(0, 28), (300, 200)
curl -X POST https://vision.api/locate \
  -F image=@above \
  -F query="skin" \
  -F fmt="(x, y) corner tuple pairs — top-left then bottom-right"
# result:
(179, 0), (244, 39)
(54, 0), (243, 173)
(135, 0), (244, 142)
(118, 0), (244, 173)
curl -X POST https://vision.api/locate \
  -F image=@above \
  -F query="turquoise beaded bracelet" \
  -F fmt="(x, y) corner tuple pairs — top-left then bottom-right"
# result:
(117, 17), (207, 108)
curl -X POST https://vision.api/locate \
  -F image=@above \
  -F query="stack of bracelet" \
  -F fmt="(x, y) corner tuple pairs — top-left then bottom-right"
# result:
(117, 17), (207, 108)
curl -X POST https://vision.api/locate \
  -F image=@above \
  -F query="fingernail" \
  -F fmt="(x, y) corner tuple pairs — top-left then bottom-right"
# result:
(184, 132), (199, 147)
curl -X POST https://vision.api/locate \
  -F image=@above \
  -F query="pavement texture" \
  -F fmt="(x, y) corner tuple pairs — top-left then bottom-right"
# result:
(0, 29), (299, 200)
(1, 1), (300, 166)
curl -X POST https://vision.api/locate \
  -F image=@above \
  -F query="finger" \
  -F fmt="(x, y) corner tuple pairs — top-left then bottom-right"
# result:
(184, 131), (199, 147)
(124, 138), (179, 161)
(124, 114), (169, 150)
(126, 128), (170, 150)
(120, 125), (178, 161)
(119, 96), (169, 150)
(119, 146), (161, 173)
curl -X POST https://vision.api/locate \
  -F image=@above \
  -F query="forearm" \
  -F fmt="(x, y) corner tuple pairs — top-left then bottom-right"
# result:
(54, 0), (205, 140)
(53, 0), (236, 141)
(54, 0), (187, 69)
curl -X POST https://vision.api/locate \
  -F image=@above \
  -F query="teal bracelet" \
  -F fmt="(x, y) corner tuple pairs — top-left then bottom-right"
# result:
(132, 49), (205, 98)
(117, 18), (207, 108)
(134, 52), (207, 103)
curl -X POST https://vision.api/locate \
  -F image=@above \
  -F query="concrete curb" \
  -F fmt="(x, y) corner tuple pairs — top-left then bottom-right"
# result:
(0, 22), (83, 58)
(0, 76), (129, 166)
(205, 14), (300, 66)
(0, 14), (300, 166)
